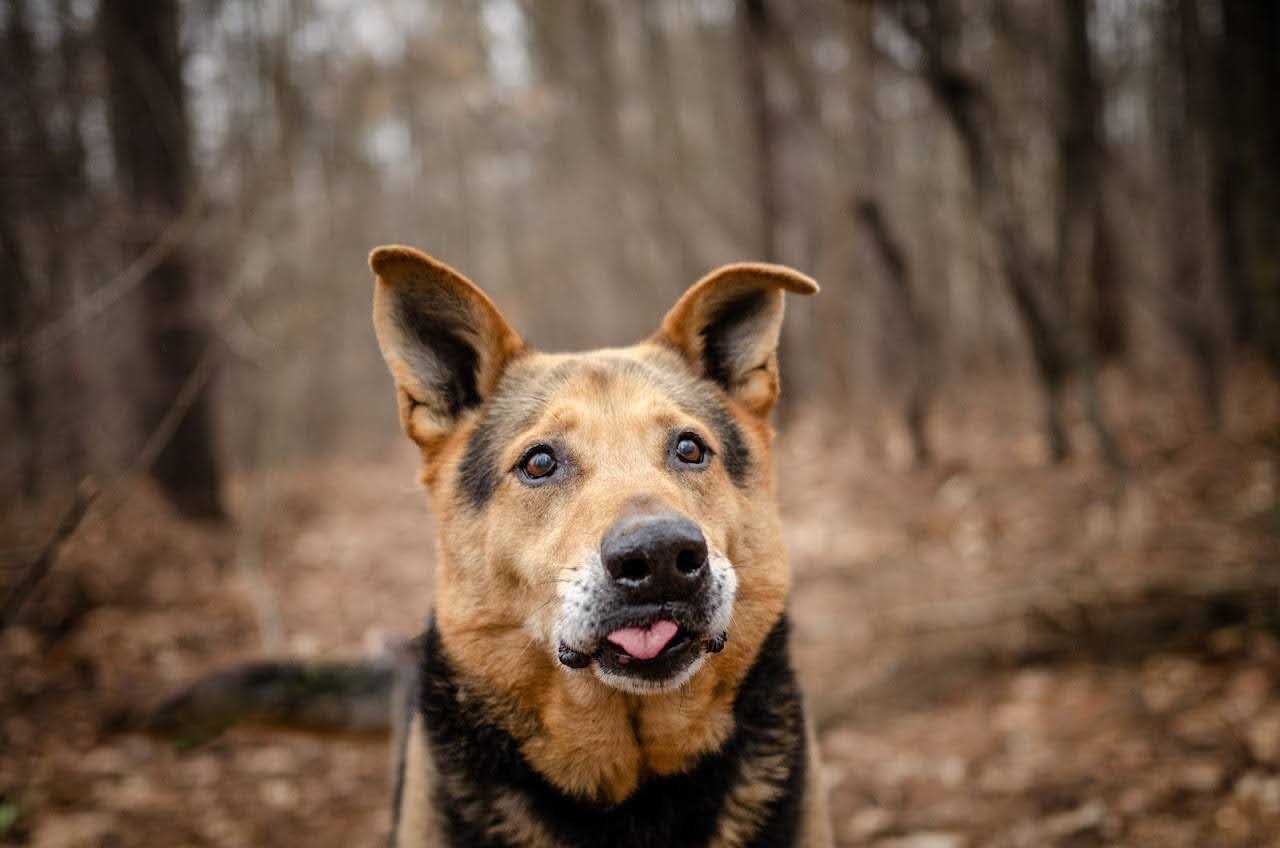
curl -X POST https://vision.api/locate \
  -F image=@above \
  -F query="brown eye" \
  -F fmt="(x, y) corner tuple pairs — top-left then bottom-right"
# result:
(674, 435), (705, 465)
(522, 448), (557, 479)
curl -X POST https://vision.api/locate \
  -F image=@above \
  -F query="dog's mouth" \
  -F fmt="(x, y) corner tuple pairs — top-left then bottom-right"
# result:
(557, 608), (728, 686)
(606, 619), (682, 660)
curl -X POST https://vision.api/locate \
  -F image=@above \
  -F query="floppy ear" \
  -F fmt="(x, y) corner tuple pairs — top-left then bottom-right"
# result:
(370, 245), (525, 448)
(657, 262), (818, 417)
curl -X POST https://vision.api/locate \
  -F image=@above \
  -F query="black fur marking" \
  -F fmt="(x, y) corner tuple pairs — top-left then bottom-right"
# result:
(457, 412), (502, 509)
(702, 398), (752, 486)
(395, 289), (482, 417)
(623, 351), (754, 487)
(700, 289), (771, 390)
(454, 363), (577, 510)
(411, 616), (805, 848)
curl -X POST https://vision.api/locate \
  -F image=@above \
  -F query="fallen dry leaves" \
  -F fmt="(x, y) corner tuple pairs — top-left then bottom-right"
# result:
(2, 368), (1278, 846)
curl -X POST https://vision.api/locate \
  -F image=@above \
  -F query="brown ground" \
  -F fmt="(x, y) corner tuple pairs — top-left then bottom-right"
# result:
(3, 370), (1279, 847)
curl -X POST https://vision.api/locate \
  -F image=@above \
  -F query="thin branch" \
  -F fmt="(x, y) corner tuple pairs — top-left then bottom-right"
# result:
(0, 192), (205, 362)
(1, 478), (98, 629)
(125, 341), (221, 480)
(872, 563), (1277, 638)
(0, 340), (222, 632)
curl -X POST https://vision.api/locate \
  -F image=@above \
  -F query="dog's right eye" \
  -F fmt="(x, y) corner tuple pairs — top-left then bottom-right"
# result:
(518, 447), (558, 481)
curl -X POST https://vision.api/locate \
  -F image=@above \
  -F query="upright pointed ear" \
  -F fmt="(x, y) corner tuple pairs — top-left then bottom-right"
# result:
(657, 262), (818, 417)
(371, 245), (525, 448)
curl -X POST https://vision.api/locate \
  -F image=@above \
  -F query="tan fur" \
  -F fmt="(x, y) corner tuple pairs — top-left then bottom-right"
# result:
(487, 792), (564, 848)
(371, 247), (829, 841)
(800, 718), (835, 847)
(708, 718), (798, 848)
(394, 715), (441, 847)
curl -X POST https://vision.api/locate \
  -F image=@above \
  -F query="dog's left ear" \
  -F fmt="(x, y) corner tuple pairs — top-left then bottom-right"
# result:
(657, 262), (818, 416)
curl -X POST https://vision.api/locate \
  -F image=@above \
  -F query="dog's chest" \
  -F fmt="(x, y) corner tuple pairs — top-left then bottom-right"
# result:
(398, 619), (807, 848)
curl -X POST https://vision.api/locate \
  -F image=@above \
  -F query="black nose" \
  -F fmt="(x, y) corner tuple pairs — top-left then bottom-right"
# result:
(601, 513), (709, 604)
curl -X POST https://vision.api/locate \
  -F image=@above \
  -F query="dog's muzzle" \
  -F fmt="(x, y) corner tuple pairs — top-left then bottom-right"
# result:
(553, 513), (736, 693)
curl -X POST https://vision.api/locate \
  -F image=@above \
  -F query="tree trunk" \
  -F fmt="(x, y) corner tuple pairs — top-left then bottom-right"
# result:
(576, 0), (638, 294)
(1162, 0), (1225, 428)
(0, 1), (44, 499)
(738, 0), (779, 264)
(855, 198), (934, 466)
(100, 0), (225, 520)
(47, 0), (89, 480)
(0, 165), (40, 501)
(1056, 0), (1123, 468)
(640, 0), (704, 284)
(1211, 0), (1280, 373)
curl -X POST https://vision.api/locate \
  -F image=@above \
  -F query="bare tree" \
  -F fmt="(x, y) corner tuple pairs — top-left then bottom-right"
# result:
(0, 148), (39, 501)
(1054, 0), (1123, 466)
(639, 0), (704, 284)
(738, 0), (780, 264)
(888, 0), (1107, 462)
(100, 0), (225, 519)
(847, 4), (935, 465)
(1209, 0), (1280, 373)
(1158, 0), (1225, 428)
(855, 198), (935, 465)
(0, 0), (88, 497)
(0, 2), (42, 500)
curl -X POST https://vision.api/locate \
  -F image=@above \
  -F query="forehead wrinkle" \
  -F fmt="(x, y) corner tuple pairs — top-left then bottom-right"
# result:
(492, 358), (651, 462)
(510, 405), (583, 451)
(559, 353), (737, 449)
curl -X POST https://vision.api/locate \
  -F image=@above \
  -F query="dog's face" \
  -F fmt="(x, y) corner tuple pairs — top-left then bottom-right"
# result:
(371, 246), (816, 698)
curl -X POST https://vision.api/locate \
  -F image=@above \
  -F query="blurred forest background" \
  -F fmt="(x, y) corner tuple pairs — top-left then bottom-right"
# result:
(2, 0), (1279, 846)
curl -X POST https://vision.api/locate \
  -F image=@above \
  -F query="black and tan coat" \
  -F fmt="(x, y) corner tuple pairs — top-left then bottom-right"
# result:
(370, 246), (833, 848)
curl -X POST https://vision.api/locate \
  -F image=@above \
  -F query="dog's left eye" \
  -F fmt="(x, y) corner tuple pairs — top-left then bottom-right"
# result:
(673, 434), (707, 465)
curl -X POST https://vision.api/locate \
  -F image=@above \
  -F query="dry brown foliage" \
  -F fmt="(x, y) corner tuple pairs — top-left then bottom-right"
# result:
(2, 365), (1277, 846)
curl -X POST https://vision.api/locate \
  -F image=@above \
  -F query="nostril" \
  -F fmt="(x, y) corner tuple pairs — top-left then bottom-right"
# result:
(675, 548), (705, 576)
(619, 557), (649, 582)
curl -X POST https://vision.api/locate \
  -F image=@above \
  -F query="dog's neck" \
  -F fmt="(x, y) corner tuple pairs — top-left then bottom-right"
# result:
(433, 597), (787, 804)
(417, 616), (805, 848)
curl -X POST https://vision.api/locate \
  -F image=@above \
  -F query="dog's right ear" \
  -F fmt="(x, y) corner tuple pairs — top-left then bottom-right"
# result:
(370, 246), (525, 448)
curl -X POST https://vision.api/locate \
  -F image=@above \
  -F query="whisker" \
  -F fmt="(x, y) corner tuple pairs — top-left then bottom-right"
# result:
(530, 578), (572, 587)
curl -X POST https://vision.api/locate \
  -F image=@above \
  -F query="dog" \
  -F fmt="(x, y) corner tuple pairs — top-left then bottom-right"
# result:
(370, 245), (833, 848)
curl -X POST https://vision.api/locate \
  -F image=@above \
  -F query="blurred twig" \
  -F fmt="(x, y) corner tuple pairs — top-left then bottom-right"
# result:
(124, 342), (221, 482)
(873, 564), (1277, 638)
(1, 478), (98, 630)
(0, 341), (221, 632)
(0, 193), (204, 362)
(236, 467), (286, 653)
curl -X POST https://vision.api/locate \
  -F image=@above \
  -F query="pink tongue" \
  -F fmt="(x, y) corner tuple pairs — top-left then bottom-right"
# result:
(607, 620), (679, 660)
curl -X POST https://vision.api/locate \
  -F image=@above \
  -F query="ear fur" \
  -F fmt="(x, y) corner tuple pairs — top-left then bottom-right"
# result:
(370, 245), (525, 447)
(657, 262), (818, 417)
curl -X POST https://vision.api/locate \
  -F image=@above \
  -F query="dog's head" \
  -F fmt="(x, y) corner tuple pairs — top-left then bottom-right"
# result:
(371, 245), (815, 697)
